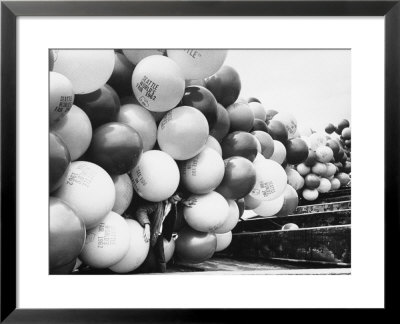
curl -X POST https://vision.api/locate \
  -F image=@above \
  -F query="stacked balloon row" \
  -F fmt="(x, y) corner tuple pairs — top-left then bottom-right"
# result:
(49, 49), (350, 274)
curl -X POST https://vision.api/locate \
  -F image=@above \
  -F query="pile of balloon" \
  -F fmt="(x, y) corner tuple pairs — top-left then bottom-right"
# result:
(49, 49), (351, 274)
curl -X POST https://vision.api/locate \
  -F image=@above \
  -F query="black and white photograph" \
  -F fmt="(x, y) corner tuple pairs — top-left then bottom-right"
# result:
(49, 49), (351, 275)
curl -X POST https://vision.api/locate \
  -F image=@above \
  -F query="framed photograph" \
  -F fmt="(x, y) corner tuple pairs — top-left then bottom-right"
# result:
(1, 0), (398, 321)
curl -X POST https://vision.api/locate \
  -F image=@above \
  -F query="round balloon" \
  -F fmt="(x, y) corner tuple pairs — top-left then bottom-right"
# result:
(312, 162), (328, 176)
(112, 174), (134, 215)
(181, 85), (218, 129)
(226, 101), (255, 132)
(53, 49), (115, 94)
(86, 122), (143, 175)
(49, 197), (86, 269)
(180, 148), (225, 194)
(167, 49), (227, 80)
(302, 188), (319, 201)
(296, 163), (310, 176)
(54, 161), (116, 229)
(276, 185), (298, 216)
(337, 119), (350, 133)
(157, 106), (209, 160)
(244, 194), (262, 210)
(304, 149), (318, 167)
(309, 132), (327, 151)
(305, 173), (321, 189)
(273, 112), (297, 139)
(325, 123), (336, 134)
(130, 150), (180, 202)
(49, 71), (74, 125)
(184, 191), (229, 232)
(336, 172), (351, 186)
(286, 168), (305, 191)
(342, 127), (351, 140)
(330, 178), (341, 190)
(117, 103), (157, 151)
(205, 135), (222, 155)
(317, 178), (332, 193)
(49, 132), (71, 193)
(265, 109), (278, 123)
(215, 199), (240, 234)
(215, 231), (233, 252)
(205, 65), (241, 107)
(251, 131), (274, 159)
(282, 223), (299, 230)
(80, 211), (130, 268)
(74, 84), (121, 130)
(285, 138), (309, 165)
(209, 103), (230, 142)
(267, 120), (288, 144)
(253, 194), (285, 217)
(325, 163), (337, 178)
(51, 105), (92, 161)
(251, 118), (269, 133)
(248, 102), (266, 121)
(249, 158), (287, 201)
(316, 146), (334, 163)
(107, 52), (135, 98)
(122, 49), (165, 65)
(216, 156), (257, 200)
(175, 226), (217, 263)
(132, 55), (185, 112)
(221, 131), (258, 162)
(269, 140), (286, 165)
(109, 219), (150, 273)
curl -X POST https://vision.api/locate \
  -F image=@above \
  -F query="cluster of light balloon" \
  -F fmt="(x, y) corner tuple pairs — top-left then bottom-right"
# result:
(49, 49), (351, 274)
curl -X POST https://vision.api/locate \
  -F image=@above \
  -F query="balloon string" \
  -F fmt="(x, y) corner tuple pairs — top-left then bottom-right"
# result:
(266, 219), (283, 228)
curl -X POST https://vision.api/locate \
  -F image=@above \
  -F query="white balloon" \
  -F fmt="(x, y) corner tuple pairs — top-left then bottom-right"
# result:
(286, 168), (305, 191)
(117, 103), (157, 152)
(317, 178), (332, 193)
(253, 194), (285, 217)
(80, 212), (130, 269)
(49, 72), (74, 125)
(302, 188), (319, 201)
(54, 161), (116, 229)
(248, 102), (267, 121)
(250, 158), (287, 201)
(296, 163), (311, 176)
(215, 199), (240, 234)
(183, 191), (230, 233)
(273, 112), (297, 138)
(122, 49), (165, 65)
(309, 132), (327, 151)
(180, 148), (225, 194)
(53, 50), (115, 94)
(215, 232), (233, 252)
(130, 150), (180, 202)
(205, 135), (222, 156)
(269, 140), (286, 165)
(109, 219), (150, 273)
(51, 105), (92, 161)
(167, 49), (227, 80)
(112, 174), (133, 215)
(132, 55), (185, 112)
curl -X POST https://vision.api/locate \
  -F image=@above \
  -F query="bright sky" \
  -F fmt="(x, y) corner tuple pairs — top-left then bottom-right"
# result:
(223, 50), (351, 133)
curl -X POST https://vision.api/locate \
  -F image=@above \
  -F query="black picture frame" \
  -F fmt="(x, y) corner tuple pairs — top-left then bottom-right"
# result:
(1, 0), (398, 321)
